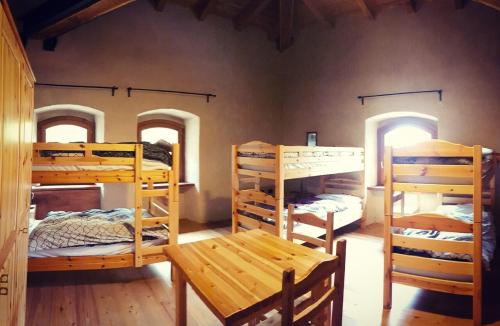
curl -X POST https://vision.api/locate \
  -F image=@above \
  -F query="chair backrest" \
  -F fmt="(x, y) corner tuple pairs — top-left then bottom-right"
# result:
(281, 239), (346, 326)
(287, 204), (334, 254)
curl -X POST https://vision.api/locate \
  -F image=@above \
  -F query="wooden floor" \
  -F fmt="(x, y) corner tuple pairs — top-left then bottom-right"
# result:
(26, 222), (500, 326)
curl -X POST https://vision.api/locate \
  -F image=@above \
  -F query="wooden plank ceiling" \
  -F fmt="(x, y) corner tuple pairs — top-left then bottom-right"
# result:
(13, 0), (500, 51)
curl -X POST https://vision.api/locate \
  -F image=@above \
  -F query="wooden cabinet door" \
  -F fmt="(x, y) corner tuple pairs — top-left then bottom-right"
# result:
(0, 3), (34, 325)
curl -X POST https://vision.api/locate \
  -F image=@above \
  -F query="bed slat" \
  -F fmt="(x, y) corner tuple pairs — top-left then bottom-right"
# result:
(393, 253), (473, 275)
(33, 157), (136, 165)
(392, 140), (474, 157)
(392, 214), (473, 233)
(237, 168), (275, 179)
(237, 189), (276, 206)
(237, 202), (276, 220)
(392, 234), (474, 254)
(142, 189), (169, 198)
(393, 164), (473, 178)
(237, 214), (276, 234)
(142, 216), (169, 227)
(393, 183), (473, 195)
(392, 271), (474, 295)
(237, 141), (276, 153)
(237, 156), (275, 168)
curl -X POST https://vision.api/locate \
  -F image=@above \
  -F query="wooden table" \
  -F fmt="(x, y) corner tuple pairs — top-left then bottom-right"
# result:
(165, 229), (337, 326)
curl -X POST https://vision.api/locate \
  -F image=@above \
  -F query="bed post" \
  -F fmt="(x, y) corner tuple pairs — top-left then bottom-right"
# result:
(134, 144), (144, 267)
(231, 145), (239, 233)
(383, 146), (393, 309)
(472, 145), (483, 326)
(170, 144), (180, 246)
(276, 145), (285, 238)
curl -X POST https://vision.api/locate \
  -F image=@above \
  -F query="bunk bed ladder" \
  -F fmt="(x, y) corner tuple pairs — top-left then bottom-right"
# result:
(134, 144), (180, 267)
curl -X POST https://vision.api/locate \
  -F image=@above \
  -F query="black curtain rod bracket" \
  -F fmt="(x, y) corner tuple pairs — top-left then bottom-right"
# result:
(127, 87), (216, 103)
(35, 82), (118, 96)
(357, 89), (442, 105)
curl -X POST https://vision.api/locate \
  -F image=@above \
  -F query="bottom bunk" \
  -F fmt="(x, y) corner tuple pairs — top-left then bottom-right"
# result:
(28, 208), (170, 272)
(391, 204), (495, 286)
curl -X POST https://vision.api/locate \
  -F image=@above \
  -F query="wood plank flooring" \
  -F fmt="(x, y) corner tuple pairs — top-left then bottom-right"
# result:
(26, 222), (500, 325)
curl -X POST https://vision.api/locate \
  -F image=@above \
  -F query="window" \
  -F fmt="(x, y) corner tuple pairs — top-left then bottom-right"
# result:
(377, 118), (437, 185)
(138, 119), (185, 181)
(37, 116), (95, 143)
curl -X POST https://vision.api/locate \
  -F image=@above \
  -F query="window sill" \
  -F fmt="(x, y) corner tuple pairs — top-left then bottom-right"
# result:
(367, 186), (384, 191)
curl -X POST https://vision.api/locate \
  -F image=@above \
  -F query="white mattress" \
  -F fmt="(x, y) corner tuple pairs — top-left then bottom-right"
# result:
(28, 219), (166, 258)
(32, 158), (170, 171)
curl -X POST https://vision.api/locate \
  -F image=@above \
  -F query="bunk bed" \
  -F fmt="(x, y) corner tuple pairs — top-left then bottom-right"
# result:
(231, 140), (365, 238)
(384, 139), (497, 326)
(28, 142), (179, 272)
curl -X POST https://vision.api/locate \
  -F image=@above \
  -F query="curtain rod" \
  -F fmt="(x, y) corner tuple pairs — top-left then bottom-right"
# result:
(357, 89), (442, 105)
(127, 87), (216, 103)
(35, 82), (118, 96)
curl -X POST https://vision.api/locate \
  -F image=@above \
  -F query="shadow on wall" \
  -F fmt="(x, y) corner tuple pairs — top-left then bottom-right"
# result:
(203, 190), (232, 223)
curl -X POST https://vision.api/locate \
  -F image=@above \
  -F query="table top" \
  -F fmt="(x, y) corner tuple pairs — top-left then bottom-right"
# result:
(165, 229), (337, 325)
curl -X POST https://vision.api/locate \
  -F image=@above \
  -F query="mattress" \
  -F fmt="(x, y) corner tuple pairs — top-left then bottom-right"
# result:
(32, 158), (170, 171)
(393, 204), (496, 274)
(28, 208), (168, 257)
(392, 147), (493, 165)
(239, 151), (362, 172)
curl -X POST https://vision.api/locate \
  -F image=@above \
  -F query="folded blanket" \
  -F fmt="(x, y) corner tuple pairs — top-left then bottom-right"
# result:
(29, 208), (167, 251)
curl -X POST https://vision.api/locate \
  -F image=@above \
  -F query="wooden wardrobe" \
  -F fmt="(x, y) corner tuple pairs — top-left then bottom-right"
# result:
(0, 1), (35, 325)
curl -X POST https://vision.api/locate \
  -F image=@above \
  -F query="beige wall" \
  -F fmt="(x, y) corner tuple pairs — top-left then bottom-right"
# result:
(27, 0), (282, 223)
(280, 1), (500, 148)
(279, 2), (500, 223)
(27, 0), (500, 224)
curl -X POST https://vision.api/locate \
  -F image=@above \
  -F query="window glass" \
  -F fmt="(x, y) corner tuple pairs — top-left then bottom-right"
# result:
(384, 125), (432, 148)
(45, 124), (88, 143)
(141, 127), (178, 144)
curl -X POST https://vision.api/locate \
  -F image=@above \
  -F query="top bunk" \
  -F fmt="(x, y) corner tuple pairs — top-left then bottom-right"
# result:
(385, 139), (496, 219)
(32, 142), (179, 184)
(233, 140), (364, 181)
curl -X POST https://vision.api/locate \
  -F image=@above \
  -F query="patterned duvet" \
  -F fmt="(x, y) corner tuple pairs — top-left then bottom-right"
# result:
(393, 204), (496, 269)
(29, 208), (168, 252)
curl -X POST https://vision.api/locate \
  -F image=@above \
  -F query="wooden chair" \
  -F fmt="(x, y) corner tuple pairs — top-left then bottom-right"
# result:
(287, 204), (334, 254)
(259, 240), (346, 326)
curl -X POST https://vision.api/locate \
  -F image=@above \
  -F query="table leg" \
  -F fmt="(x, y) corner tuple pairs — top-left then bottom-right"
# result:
(173, 266), (187, 326)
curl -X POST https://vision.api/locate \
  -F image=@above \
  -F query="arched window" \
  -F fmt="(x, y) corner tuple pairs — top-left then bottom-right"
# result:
(138, 119), (185, 181)
(37, 116), (95, 143)
(377, 117), (437, 185)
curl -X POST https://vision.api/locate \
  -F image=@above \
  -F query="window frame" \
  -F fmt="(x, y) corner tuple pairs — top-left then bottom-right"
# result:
(377, 117), (437, 185)
(37, 116), (95, 143)
(137, 119), (185, 182)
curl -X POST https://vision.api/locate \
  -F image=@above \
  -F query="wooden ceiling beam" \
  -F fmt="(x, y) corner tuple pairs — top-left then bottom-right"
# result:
(152, 0), (167, 12)
(31, 0), (135, 39)
(301, 0), (335, 27)
(194, 0), (218, 21)
(278, 0), (295, 52)
(473, 0), (500, 11)
(355, 0), (374, 19)
(234, 0), (272, 31)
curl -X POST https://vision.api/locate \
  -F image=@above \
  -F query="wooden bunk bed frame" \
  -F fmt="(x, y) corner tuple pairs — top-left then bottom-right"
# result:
(28, 143), (179, 272)
(384, 140), (495, 326)
(232, 140), (365, 237)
